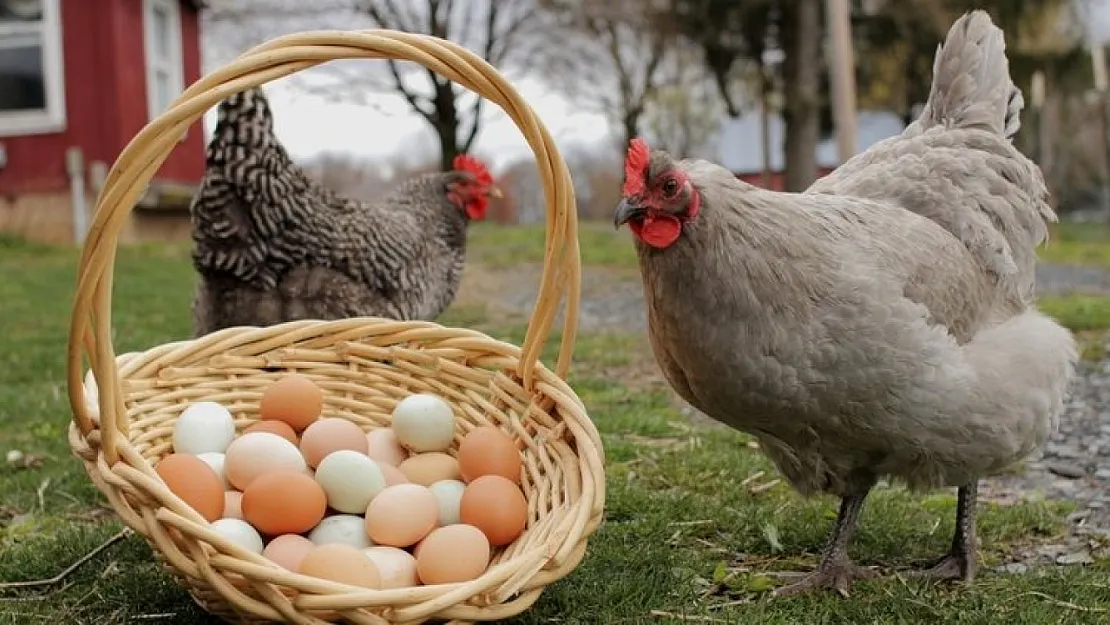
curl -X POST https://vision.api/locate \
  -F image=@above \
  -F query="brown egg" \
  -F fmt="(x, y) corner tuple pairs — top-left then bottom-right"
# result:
(457, 426), (523, 484)
(377, 461), (409, 486)
(299, 544), (381, 589)
(263, 534), (316, 571)
(459, 475), (528, 546)
(259, 374), (324, 432)
(366, 428), (408, 466)
(243, 420), (299, 446)
(299, 418), (369, 468)
(223, 491), (244, 519)
(155, 453), (225, 522)
(415, 524), (491, 585)
(365, 484), (439, 548)
(398, 452), (460, 486)
(242, 470), (327, 535)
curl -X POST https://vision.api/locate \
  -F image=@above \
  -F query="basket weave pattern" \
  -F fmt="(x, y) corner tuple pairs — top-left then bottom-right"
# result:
(66, 30), (605, 625)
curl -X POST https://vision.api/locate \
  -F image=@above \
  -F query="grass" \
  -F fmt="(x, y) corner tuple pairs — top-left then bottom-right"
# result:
(1, 225), (1109, 624)
(1039, 221), (1110, 270)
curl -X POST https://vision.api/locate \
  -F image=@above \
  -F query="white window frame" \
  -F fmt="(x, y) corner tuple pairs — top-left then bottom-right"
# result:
(143, 0), (184, 121)
(0, 0), (66, 137)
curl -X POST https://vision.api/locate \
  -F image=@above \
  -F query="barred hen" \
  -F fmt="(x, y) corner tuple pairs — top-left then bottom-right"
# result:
(615, 11), (1076, 596)
(189, 86), (500, 336)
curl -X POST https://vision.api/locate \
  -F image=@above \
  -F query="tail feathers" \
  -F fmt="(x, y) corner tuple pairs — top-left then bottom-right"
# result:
(209, 86), (279, 156)
(915, 10), (1022, 141)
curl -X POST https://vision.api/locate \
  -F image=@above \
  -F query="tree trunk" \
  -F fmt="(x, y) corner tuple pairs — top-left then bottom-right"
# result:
(781, 0), (821, 192)
(434, 79), (460, 172)
(760, 66), (773, 189)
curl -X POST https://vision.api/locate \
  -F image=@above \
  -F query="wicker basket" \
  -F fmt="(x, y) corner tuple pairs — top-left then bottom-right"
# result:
(65, 30), (605, 625)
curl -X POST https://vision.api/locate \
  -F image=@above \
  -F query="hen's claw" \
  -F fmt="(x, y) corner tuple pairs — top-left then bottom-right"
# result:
(773, 561), (878, 598)
(904, 552), (975, 582)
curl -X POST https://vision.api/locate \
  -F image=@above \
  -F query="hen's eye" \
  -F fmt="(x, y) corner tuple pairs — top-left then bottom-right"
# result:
(662, 179), (679, 196)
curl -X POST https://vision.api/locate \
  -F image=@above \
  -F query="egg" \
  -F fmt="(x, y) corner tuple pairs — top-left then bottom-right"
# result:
(390, 394), (456, 452)
(82, 368), (99, 417)
(299, 418), (369, 468)
(299, 544), (381, 589)
(195, 452), (229, 489)
(223, 491), (243, 519)
(428, 479), (466, 526)
(366, 428), (408, 466)
(459, 475), (528, 546)
(307, 514), (373, 549)
(211, 518), (264, 554)
(172, 401), (236, 455)
(241, 470), (327, 535)
(259, 374), (324, 432)
(457, 426), (523, 484)
(243, 420), (300, 446)
(154, 453), (225, 522)
(398, 452), (461, 486)
(378, 462), (409, 486)
(365, 483), (439, 548)
(314, 450), (387, 514)
(263, 534), (316, 571)
(415, 524), (491, 585)
(224, 432), (307, 491)
(363, 546), (418, 589)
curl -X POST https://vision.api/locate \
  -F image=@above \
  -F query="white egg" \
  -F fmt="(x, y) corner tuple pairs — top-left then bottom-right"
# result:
(196, 452), (229, 489)
(390, 393), (456, 453)
(308, 514), (372, 549)
(363, 546), (418, 588)
(428, 479), (466, 526)
(314, 450), (387, 514)
(211, 518), (264, 554)
(173, 401), (236, 455)
(83, 368), (99, 421)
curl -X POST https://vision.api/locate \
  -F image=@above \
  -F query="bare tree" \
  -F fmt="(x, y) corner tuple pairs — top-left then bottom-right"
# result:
(641, 47), (726, 158)
(538, 1), (677, 149)
(203, 0), (545, 171)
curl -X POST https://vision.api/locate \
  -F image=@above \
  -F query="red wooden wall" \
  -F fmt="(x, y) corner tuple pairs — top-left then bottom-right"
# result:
(0, 0), (205, 196)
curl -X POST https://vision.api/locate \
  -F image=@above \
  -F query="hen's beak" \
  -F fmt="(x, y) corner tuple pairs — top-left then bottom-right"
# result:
(613, 198), (645, 228)
(487, 185), (503, 199)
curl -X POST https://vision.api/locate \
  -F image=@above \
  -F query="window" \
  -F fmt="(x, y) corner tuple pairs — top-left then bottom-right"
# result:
(143, 0), (184, 120)
(0, 0), (66, 137)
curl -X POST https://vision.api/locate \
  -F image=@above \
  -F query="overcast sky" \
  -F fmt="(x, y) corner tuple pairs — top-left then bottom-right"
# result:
(200, 0), (1110, 169)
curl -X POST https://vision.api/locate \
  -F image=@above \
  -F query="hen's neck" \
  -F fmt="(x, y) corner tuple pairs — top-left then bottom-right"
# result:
(636, 182), (837, 330)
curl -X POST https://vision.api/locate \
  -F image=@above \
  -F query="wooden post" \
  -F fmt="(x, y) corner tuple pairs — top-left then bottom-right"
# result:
(826, 0), (857, 163)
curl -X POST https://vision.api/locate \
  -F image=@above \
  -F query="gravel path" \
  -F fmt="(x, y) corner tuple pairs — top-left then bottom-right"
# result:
(470, 261), (1110, 567)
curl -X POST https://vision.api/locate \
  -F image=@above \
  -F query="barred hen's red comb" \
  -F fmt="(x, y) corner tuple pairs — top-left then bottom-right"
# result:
(623, 137), (651, 196)
(453, 153), (494, 186)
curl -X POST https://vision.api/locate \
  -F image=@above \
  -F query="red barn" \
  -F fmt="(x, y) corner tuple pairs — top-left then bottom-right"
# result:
(0, 0), (206, 245)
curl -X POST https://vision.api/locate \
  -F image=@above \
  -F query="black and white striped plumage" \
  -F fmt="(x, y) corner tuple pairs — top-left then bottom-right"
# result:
(189, 87), (495, 336)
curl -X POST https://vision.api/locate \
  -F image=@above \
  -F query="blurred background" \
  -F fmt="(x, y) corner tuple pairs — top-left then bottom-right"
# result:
(1, 0), (1109, 243)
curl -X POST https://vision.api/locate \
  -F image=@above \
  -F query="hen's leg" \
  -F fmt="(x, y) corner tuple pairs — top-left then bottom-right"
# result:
(906, 482), (977, 582)
(773, 492), (877, 598)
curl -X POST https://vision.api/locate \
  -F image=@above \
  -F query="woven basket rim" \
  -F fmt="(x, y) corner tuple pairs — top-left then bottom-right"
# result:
(63, 29), (604, 625)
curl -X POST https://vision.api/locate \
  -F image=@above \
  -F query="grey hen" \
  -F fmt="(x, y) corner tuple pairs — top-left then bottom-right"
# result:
(614, 11), (1076, 596)
(189, 86), (501, 336)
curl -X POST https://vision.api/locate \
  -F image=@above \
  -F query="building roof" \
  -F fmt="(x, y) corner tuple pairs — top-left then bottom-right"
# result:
(715, 109), (906, 174)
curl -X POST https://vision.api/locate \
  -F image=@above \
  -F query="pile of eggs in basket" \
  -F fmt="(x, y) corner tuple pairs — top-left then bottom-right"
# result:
(152, 374), (527, 589)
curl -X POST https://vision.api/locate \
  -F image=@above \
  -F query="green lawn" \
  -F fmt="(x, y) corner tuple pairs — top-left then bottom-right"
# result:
(1, 227), (1109, 624)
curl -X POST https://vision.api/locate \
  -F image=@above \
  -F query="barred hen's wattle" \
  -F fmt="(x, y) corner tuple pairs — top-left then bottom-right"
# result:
(615, 11), (1076, 596)
(189, 87), (500, 336)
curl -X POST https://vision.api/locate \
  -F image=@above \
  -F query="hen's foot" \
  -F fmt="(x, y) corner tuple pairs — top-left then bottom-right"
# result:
(904, 551), (975, 583)
(906, 483), (978, 583)
(772, 560), (878, 598)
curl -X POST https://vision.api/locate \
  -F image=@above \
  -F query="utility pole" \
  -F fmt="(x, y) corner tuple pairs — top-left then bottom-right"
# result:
(826, 0), (857, 163)
(1092, 44), (1110, 218)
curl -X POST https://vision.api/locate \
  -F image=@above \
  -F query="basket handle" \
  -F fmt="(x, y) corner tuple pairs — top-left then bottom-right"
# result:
(66, 30), (582, 464)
